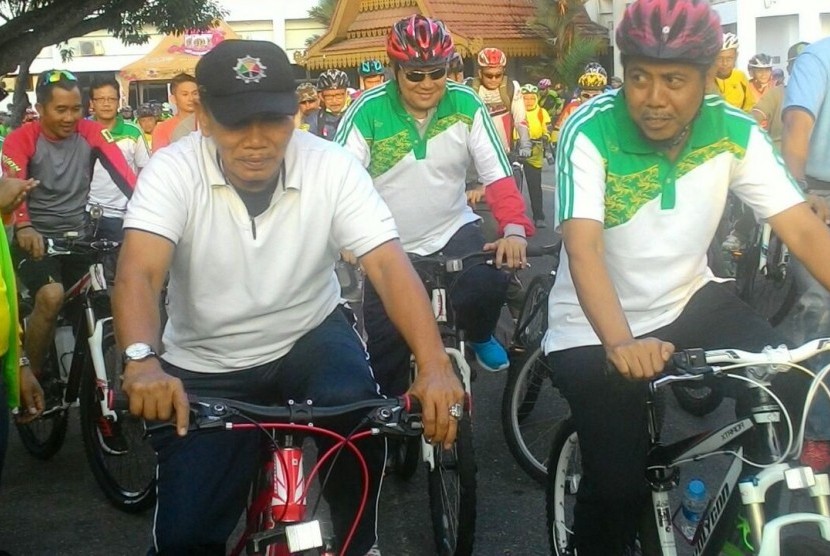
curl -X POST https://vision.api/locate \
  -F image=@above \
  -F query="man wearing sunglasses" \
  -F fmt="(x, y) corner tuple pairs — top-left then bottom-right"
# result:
(335, 14), (533, 391)
(294, 82), (320, 132)
(2, 69), (135, 393)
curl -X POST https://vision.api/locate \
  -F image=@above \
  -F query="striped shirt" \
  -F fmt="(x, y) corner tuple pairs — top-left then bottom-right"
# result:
(544, 90), (804, 353)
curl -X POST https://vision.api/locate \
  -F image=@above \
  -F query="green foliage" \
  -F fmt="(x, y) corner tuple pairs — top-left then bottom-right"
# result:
(528, 0), (605, 89)
(308, 0), (337, 27)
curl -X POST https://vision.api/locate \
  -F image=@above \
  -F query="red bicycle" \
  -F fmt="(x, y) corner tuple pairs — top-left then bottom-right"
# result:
(156, 395), (427, 555)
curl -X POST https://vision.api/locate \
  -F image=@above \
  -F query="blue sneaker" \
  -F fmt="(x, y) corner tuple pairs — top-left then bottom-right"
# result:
(470, 336), (509, 372)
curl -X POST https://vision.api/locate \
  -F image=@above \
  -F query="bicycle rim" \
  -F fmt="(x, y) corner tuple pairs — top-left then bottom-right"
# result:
(512, 275), (554, 350)
(15, 348), (69, 460)
(79, 326), (156, 513)
(427, 415), (476, 556)
(546, 419), (579, 556)
(502, 347), (569, 484)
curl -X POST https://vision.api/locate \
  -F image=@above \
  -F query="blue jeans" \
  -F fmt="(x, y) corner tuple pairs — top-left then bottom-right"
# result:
(149, 307), (383, 555)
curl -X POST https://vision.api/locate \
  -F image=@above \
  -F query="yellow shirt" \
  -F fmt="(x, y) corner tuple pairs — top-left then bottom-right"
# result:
(715, 70), (755, 112)
(525, 105), (552, 169)
(0, 271), (9, 357)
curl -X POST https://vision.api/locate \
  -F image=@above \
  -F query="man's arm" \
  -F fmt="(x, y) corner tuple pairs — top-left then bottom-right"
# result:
(782, 109), (814, 181)
(359, 239), (464, 449)
(561, 218), (673, 379)
(769, 203), (830, 290)
(79, 119), (136, 197)
(113, 229), (189, 435)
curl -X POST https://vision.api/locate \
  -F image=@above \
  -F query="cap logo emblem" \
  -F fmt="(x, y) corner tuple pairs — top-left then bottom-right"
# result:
(234, 56), (267, 84)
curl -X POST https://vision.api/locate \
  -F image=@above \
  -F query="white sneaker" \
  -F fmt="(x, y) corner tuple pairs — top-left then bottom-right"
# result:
(364, 545), (381, 556)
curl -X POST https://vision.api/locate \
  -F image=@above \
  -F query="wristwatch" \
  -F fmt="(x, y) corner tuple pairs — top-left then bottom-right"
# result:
(122, 343), (158, 366)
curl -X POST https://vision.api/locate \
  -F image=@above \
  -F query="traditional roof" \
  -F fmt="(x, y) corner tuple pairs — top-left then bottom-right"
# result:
(298, 0), (551, 70)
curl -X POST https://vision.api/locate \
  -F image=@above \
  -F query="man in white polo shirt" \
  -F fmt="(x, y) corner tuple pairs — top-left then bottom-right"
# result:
(544, 1), (830, 554)
(112, 40), (463, 556)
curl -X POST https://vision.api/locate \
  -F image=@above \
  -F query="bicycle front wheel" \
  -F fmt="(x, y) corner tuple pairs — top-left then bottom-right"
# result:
(79, 322), (156, 513)
(502, 347), (568, 484)
(427, 413), (476, 556)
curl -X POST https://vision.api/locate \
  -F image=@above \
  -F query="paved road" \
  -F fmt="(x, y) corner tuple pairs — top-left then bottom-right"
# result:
(0, 174), (736, 555)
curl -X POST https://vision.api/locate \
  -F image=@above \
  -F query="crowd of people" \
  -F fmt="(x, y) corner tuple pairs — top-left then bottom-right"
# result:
(1, 0), (829, 554)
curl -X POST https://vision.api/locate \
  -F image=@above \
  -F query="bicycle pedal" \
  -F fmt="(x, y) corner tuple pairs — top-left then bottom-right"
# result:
(285, 520), (324, 552)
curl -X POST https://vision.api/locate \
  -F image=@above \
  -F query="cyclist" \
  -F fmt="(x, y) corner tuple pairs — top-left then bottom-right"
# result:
(780, 36), (830, 472)
(537, 78), (564, 119)
(294, 82), (319, 131)
(518, 83), (553, 228)
(471, 47), (531, 159)
(355, 58), (386, 95)
(134, 104), (158, 151)
(447, 51), (465, 83)
(0, 176), (44, 485)
(747, 53), (774, 100)
(335, 14), (533, 387)
(544, 1), (830, 554)
(714, 32), (755, 112)
(118, 104), (134, 122)
(88, 76), (150, 240)
(310, 68), (351, 140)
(113, 40), (463, 556)
(551, 68), (606, 145)
(151, 73), (199, 152)
(1, 70), (135, 386)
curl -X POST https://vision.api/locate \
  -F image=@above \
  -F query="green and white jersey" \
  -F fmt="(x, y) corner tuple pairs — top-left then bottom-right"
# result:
(90, 116), (150, 217)
(544, 90), (804, 353)
(335, 80), (512, 255)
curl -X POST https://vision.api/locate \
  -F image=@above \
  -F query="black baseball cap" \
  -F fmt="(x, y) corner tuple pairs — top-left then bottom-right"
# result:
(196, 39), (298, 126)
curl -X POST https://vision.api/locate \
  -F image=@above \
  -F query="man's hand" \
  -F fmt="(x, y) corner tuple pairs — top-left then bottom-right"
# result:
(517, 147), (531, 160)
(606, 337), (675, 381)
(805, 194), (830, 225)
(407, 357), (465, 450)
(484, 235), (527, 269)
(0, 177), (37, 213)
(15, 365), (44, 424)
(121, 358), (190, 436)
(465, 186), (485, 206)
(15, 226), (45, 260)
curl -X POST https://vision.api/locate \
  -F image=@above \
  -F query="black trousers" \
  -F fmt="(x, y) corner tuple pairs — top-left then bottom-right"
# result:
(548, 282), (805, 555)
(363, 222), (509, 396)
(522, 163), (545, 221)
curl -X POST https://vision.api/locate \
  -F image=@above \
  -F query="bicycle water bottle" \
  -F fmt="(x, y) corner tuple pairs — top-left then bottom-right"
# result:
(677, 479), (708, 542)
(271, 446), (306, 522)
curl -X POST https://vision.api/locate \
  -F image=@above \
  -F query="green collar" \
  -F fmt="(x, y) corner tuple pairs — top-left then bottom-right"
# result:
(613, 91), (724, 155)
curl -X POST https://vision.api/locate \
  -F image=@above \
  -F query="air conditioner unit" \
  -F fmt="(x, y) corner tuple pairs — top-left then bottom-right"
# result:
(78, 40), (104, 56)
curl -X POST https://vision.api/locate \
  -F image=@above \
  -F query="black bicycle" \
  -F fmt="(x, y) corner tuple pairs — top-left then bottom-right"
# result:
(547, 340), (830, 556)
(501, 242), (564, 485)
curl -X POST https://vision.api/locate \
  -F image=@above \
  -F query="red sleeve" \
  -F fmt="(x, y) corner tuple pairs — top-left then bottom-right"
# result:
(1, 123), (40, 225)
(483, 176), (535, 237)
(78, 119), (136, 197)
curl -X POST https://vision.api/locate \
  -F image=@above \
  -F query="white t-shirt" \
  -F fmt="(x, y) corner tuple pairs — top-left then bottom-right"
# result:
(88, 118), (150, 217)
(124, 129), (399, 372)
(544, 93), (804, 353)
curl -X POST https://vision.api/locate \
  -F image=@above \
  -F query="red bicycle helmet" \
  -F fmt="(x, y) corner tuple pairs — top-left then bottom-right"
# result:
(387, 15), (454, 68)
(615, 0), (722, 64)
(477, 47), (507, 68)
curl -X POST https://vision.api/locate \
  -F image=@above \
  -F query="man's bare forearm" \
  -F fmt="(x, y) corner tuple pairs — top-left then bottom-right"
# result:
(112, 273), (163, 353)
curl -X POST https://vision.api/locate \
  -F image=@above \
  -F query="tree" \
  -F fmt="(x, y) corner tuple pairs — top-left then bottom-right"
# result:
(528, 0), (605, 90)
(305, 0), (337, 47)
(0, 0), (225, 125)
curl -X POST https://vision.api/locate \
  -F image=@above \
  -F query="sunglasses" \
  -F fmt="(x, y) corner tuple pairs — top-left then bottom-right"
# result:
(482, 72), (504, 79)
(580, 92), (599, 100)
(299, 99), (317, 105)
(404, 67), (447, 83)
(38, 70), (77, 88)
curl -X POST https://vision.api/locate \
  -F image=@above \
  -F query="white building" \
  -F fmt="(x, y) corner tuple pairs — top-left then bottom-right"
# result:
(585, 0), (830, 77)
(5, 0), (326, 110)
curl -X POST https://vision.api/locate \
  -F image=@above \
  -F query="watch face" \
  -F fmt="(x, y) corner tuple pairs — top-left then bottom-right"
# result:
(126, 343), (153, 360)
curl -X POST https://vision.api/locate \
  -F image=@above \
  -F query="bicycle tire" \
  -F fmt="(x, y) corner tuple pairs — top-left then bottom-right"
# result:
(79, 323), (156, 513)
(15, 336), (69, 460)
(546, 418), (579, 556)
(427, 413), (476, 556)
(671, 380), (726, 417)
(511, 274), (554, 351)
(502, 346), (568, 484)
(737, 233), (797, 326)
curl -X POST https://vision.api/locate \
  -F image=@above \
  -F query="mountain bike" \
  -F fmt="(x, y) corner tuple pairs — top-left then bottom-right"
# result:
(390, 251), (480, 555)
(15, 234), (156, 512)
(547, 339), (830, 556)
(501, 241), (564, 485)
(154, 394), (427, 556)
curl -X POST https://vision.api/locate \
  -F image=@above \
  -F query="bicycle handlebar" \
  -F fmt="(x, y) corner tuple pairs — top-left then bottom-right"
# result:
(46, 236), (120, 256)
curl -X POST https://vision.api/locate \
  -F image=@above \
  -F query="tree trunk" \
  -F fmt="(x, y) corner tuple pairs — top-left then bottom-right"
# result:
(10, 52), (37, 129)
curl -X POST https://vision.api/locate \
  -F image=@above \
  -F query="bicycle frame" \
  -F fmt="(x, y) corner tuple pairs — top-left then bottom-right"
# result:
(646, 360), (830, 556)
